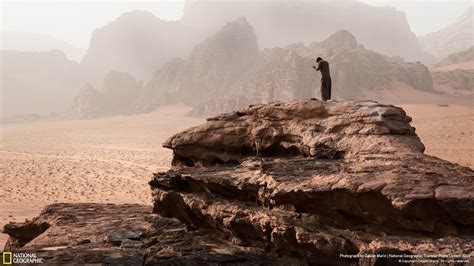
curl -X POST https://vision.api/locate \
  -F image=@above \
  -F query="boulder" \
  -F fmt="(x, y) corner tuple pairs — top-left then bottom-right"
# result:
(152, 100), (474, 262)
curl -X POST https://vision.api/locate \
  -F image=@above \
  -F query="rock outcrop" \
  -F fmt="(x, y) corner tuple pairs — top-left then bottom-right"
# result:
(81, 10), (188, 82)
(3, 203), (297, 264)
(1, 50), (84, 117)
(146, 17), (260, 107)
(291, 30), (434, 96)
(3, 100), (473, 264)
(419, 7), (473, 60)
(70, 71), (143, 118)
(188, 30), (434, 117)
(152, 100), (474, 263)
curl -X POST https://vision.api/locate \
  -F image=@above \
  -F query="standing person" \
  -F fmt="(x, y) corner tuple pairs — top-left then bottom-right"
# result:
(312, 57), (332, 101)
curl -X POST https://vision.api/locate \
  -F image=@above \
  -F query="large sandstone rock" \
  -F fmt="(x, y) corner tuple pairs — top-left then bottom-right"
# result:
(3, 100), (473, 264)
(3, 203), (299, 265)
(152, 100), (474, 263)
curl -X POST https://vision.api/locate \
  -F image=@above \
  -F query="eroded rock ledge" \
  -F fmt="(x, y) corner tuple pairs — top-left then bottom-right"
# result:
(165, 100), (425, 167)
(153, 100), (474, 263)
(3, 203), (298, 264)
(3, 100), (473, 264)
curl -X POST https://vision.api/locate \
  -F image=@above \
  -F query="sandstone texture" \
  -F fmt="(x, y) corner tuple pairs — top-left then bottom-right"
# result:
(152, 100), (474, 263)
(4, 101), (473, 264)
(3, 203), (297, 265)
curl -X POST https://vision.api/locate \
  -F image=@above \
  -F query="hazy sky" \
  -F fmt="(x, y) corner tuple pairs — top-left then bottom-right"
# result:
(1, 0), (472, 48)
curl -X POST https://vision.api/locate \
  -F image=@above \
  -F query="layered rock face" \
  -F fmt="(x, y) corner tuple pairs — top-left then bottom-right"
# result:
(151, 100), (474, 263)
(0, 50), (84, 116)
(146, 17), (260, 107)
(4, 101), (473, 264)
(419, 7), (473, 60)
(189, 30), (434, 117)
(4, 203), (297, 264)
(292, 30), (434, 96)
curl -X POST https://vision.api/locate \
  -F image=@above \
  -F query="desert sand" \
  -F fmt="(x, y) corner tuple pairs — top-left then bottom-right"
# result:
(0, 103), (472, 249)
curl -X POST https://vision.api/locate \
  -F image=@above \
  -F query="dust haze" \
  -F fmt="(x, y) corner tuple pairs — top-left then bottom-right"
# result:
(0, 0), (473, 259)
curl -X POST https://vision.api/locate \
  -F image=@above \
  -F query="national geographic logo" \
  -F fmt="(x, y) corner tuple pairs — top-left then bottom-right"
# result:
(2, 252), (43, 264)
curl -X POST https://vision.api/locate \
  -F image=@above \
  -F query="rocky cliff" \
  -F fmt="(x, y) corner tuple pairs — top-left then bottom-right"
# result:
(81, 10), (188, 82)
(419, 7), (473, 60)
(70, 71), (143, 118)
(146, 17), (260, 107)
(1, 50), (84, 116)
(4, 100), (473, 264)
(189, 30), (434, 117)
(153, 100), (474, 263)
(434, 46), (474, 69)
(182, 0), (430, 62)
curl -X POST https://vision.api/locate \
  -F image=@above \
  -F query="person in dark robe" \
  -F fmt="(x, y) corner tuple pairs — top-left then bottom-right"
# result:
(312, 57), (332, 101)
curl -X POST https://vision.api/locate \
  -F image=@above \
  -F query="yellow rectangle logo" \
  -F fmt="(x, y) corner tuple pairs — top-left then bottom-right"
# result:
(3, 252), (12, 265)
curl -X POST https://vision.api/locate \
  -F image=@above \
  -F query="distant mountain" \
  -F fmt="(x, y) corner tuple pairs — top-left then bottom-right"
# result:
(433, 46), (474, 69)
(1, 31), (85, 61)
(146, 17), (260, 106)
(1, 50), (85, 116)
(430, 47), (474, 97)
(80, 1), (435, 85)
(149, 22), (435, 117)
(81, 10), (188, 82)
(419, 7), (473, 60)
(70, 71), (143, 118)
(182, 0), (431, 62)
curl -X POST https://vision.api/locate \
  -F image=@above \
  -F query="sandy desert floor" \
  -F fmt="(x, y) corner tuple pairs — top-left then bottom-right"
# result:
(0, 103), (473, 249)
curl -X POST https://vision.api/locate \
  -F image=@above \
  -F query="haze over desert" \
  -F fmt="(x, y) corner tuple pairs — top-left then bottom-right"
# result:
(1, 0), (473, 263)
(1, 103), (472, 249)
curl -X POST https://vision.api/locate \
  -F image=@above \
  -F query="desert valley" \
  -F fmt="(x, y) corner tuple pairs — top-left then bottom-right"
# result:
(1, 0), (473, 264)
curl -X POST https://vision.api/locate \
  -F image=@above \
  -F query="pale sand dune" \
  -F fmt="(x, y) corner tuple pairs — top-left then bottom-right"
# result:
(1, 103), (473, 249)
